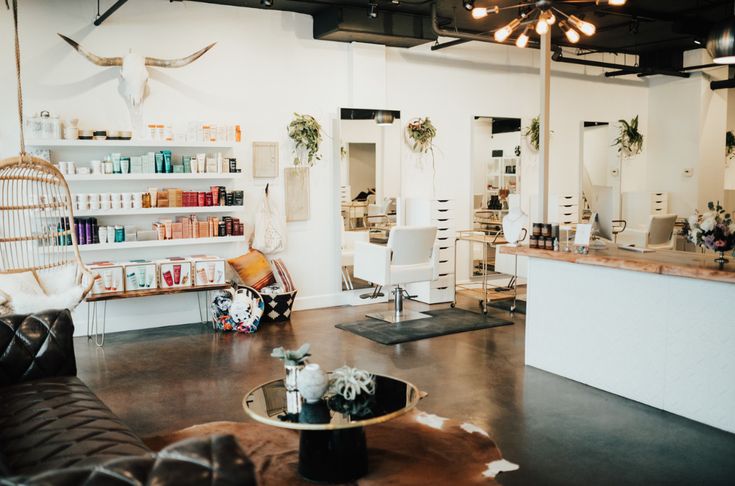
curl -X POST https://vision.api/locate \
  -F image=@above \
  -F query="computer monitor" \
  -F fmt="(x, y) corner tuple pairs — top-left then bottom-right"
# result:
(588, 185), (614, 242)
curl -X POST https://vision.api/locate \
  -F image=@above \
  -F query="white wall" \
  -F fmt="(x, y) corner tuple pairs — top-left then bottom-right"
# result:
(1, 0), (706, 333)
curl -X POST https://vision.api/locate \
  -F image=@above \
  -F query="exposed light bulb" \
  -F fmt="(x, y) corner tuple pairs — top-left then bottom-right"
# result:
(516, 26), (531, 48)
(546, 11), (556, 25)
(472, 7), (488, 19)
(609, 0), (626, 5)
(536, 16), (549, 35)
(569, 15), (596, 36)
(559, 20), (580, 43)
(494, 18), (520, 42)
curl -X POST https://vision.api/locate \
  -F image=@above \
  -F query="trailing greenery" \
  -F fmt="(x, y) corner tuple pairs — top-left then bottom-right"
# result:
(271, 343), (311, 366)
(523, 116), (540, 151)
(406, 117), (437, 153)
(613, 115), (644, 157)
(288, 113), (322, 166)
(727, 131), (735, 160)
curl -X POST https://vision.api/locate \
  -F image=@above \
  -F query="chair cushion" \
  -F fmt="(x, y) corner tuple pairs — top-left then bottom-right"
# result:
(0, 376), (151, 476)
(389, 262), (436, 286)
(228, 249), (276, 290)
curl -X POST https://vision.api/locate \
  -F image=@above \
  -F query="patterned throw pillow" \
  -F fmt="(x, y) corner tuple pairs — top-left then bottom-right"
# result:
(228, 249), (276, 291)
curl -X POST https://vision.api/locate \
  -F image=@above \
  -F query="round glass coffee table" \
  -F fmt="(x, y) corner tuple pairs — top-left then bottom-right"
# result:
(242, 373), (421, 483)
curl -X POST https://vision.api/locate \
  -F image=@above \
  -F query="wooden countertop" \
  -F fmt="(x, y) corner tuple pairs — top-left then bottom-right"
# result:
(499, 245), (735, 285)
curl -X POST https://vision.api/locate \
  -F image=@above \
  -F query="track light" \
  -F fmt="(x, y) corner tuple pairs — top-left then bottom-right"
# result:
(368, 1), (378, 19)
(559, 20), (580, 43)
(568, 15), (596, 36)
(260, 0), (273, 6)
(471, 5), (499, 20)
(494, 18), (521, 42)
(463, 0), (474, 11)
(516, 25), (531, 48)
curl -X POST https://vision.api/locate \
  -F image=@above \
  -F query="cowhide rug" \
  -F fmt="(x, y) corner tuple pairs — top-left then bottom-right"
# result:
(145, 409), (519, 485)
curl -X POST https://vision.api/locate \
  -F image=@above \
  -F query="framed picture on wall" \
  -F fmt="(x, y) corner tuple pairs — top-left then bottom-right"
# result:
(284, 167), (310, 221)
(253, 142), (279, 178)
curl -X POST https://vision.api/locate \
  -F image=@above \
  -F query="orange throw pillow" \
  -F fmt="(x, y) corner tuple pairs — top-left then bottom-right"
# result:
(228, 249), (276, 291)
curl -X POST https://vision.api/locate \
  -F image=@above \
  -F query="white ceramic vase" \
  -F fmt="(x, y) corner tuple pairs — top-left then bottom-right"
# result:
(298, 363), (328, 403)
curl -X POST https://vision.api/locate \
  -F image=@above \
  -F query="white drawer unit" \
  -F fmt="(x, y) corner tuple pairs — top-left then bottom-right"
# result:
(650, 192), (669, 214)
(549, 194), (579, 225)
(404, 198), (456, 304)
(623, 191), (670, 228)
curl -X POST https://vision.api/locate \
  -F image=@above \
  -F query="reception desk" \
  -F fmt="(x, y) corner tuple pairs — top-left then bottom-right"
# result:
(500, 245), (735, 433)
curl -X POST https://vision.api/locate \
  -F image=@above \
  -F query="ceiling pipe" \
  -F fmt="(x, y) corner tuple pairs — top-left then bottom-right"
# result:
(711, 78), (735, 90)
(550, 51), (690, 78)
(94, 0), (128, 26)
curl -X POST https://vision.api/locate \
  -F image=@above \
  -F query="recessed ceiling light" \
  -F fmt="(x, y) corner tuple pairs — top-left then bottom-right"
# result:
(260, 0), (273, 7)
(463, 0), (475, 12)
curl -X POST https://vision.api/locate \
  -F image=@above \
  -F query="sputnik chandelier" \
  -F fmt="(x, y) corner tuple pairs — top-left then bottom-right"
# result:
(466, 0), (627, 48)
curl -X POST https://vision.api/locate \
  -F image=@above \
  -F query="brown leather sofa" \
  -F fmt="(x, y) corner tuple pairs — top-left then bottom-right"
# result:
(0, 310), (256, 486)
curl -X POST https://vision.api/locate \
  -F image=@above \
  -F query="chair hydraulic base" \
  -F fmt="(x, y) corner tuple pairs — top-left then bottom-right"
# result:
(365, 285), (431, 324)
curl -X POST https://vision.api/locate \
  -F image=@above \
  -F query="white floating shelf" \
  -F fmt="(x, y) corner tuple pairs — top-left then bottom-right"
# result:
(26, 139), (235, 149)
(64, 173), (239, 181)
(73, 206), (244, 217)
(44, 236), (246, 253)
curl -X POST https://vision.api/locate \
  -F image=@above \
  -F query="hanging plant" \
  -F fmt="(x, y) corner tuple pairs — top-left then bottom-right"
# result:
(288, 113), (322, 166)
(613, 115), (644, 157)
(523, 116), (540, 151)
(727, 131), (735, 160)
(406, 117), (437, 153)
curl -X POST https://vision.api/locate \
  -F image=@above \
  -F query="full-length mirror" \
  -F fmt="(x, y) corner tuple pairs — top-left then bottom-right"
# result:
(338, 108), (401, 292)
(469, 116), (521, 278)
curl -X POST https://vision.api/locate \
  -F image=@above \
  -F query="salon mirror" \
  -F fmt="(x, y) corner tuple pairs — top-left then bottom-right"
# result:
(470, 116), (521, 278)
(580, 121), (617, 222)
(337, 108), (401, 292)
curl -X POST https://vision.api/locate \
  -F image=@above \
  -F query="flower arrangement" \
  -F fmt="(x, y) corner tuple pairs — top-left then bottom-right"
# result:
(271, 343), (311, 366)
(406, 117), (436, 153)
(288, 113), (322, 166)
(727, 131), (735, 160)
(685, 201), (735, 268)
(613, 115), (644, 157)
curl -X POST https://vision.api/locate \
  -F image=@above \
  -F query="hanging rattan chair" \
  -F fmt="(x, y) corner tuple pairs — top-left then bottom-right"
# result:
(0, 154), (94, 315)
(0, 0), (95, 316)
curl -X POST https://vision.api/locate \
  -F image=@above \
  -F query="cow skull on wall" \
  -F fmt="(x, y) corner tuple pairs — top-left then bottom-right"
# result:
(58, 34), (216, 109)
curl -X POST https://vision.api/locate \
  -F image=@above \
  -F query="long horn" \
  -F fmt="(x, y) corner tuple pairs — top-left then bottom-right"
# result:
(145, 42), (216, 68)
(57, 34), (123, 67)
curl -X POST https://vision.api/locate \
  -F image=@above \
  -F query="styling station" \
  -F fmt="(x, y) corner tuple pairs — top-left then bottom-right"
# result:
(502, 245), (735, 433)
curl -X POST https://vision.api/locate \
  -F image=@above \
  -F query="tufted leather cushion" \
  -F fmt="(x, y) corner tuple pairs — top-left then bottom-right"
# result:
(0, 310), (76, 387)
(0, 376), (151, 476)
(3, 435), (257, 486)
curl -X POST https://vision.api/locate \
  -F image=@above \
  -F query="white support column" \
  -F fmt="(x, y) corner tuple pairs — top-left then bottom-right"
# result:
(537, 33), (551, 223)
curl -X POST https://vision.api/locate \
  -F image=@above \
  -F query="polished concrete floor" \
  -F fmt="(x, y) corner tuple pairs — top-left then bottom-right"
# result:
(75, 296), (735, 486)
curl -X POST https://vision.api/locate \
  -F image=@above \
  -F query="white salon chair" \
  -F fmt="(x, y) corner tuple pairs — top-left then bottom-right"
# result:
(645, 214), (677, 249)
(354, 226), (438, 323)
(619, 213), (677, 249)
